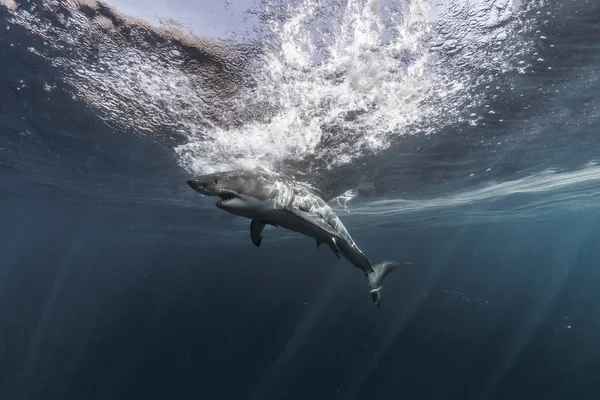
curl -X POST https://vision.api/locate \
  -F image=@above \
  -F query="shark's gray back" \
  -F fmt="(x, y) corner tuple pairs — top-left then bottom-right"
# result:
(290, 186), (354, 244)
(253, 173), (355, 245)
(222, 169), (354, 244)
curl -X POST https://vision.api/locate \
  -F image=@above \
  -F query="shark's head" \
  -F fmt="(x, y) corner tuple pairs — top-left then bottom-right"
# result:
(187, 170), (276, 217)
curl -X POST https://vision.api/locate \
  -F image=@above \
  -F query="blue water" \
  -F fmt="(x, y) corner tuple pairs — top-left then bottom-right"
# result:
(2, 0), (600, 399)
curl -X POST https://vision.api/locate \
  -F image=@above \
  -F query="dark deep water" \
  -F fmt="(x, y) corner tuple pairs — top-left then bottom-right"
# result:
(2, 0), (600, 399)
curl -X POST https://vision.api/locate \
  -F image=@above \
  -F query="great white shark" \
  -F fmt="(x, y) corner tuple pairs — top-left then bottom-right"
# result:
(187, 169), (412, 308)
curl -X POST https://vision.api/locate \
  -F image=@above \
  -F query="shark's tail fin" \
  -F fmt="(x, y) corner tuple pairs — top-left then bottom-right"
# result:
(366, 261), (413, 308)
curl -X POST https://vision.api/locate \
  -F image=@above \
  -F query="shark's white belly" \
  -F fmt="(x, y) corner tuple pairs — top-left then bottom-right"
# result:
(256, 209), (334, 243)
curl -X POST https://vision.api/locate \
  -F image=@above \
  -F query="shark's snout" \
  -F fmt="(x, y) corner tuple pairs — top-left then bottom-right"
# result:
(187, 179), (202, 190)
(187, 178), (211, 194)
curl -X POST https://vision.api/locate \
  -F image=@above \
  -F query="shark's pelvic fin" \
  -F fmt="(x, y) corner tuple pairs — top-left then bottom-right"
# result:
(316, 237), (341, 259)
(329, 237), (341, 259)
(250, 220), (265, 247)
(367, 261), (413, 308)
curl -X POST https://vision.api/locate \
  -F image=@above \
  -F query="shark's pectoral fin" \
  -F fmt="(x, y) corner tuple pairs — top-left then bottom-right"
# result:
(250, 220), (265, 247)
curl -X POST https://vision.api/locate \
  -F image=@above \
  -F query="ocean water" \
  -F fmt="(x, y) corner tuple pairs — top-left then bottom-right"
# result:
(1, 0), (600, 399)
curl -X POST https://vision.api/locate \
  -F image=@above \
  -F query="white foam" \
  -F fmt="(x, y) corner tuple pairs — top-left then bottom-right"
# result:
(177, 0), (436, 173)
(6, 0), (546, 179)
(176, 0), (545, 174)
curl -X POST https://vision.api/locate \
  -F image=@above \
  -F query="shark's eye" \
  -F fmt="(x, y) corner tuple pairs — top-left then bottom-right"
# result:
(213, 179), (219, 184)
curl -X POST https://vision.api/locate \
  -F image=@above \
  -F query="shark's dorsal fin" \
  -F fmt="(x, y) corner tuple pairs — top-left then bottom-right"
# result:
(250, 220), (265, 247)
